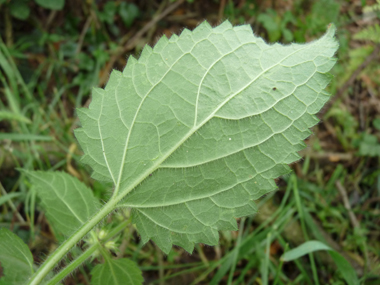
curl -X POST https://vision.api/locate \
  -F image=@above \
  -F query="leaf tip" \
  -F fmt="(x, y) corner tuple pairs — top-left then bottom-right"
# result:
(327, 23), (337, 35)
(324, 23), (339, 52)
(138, 45), (153, 64)
(154, 34), (169, 52)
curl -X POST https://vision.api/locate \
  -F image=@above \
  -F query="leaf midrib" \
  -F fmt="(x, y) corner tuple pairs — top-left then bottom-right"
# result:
(161, 66), (319, 168)
(113, 35), (254, 195)
(113, 43), (311, 204)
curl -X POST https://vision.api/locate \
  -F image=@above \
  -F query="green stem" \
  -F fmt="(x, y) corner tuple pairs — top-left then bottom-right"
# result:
(46, 220), (130, 285)
(262, 232), (272, 285)
(273, 243), (288, 285)
(227, 217), (245, 284)
(92, 231), (112, 262)
(47, 244), (98, 285)
(291, 175), (319, 285)
(28, 197), (119, 285)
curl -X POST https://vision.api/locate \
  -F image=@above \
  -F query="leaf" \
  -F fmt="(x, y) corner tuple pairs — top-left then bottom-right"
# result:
(374, 118), (380, 131)
(98, 2), (117, 24)
(0, 192), (22, 206)
(0, 110), (31, 124)
(9, 0), (30, 20)
(35, 0), (65, 10)
(329, 251), (360, 285)
(22, 171), (99, 236)
(91, 258), (143, 285)
(359, 133), (380, 157)
(281, 240), (332, 261)
(353, 24), (380, 43)
(119, 2), (139, 28)
(0, 133), (53, 141)
(75, 20), (338, 253)
(0, 228), (34, 285)
(281, 241), (359, 285)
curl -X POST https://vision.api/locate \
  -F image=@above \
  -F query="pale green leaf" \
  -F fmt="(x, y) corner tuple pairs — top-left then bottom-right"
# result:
(281, 241), (359, 285)
(0, 192), (22, 206)
(353, 24), (380, 43)
(91, 258), (143, 285)
(0, 228), (34, 285)
(0, 133), (52, 141)
(22, 171), (99, 236)
(0, 110), (31, 124)
(75, 20), (338, 253)
(281, 240), (332, 261)
(329, 251), (359, 285)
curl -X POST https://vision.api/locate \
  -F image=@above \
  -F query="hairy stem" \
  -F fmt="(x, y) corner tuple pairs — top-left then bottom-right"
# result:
(46, 220), (130, 284)
(28, 198), (119, 285)
(46, 244), (98, 285)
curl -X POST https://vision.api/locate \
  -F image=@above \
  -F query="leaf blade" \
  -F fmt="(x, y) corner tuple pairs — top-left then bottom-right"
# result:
(90, 258), (143, 285)
(281, 241), (359, 285)
(0, 228), (34, 285)
(281, 240), (332, 261)
(76, 21), (338, 253)
(22, 171), (99, 236)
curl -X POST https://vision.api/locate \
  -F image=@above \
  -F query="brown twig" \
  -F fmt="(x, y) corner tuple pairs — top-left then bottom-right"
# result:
(76, 15), (93, 54)
(335, 181), (360, 229)
(0, 181), (25, 223)
(4, 5), (13, 46)
(46, 10), (58, 31)
(358, 197), (380, 220)
(66, 143), (81, 179)
(321, 43), (380, 116)
(299, 150), (353, 161)
(218, 0), (226, 22)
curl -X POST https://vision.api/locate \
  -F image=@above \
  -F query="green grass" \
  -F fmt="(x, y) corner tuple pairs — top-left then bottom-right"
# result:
(1, 0), (379, 284)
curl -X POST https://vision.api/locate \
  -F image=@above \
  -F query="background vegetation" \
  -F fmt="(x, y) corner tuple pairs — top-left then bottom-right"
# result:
(0, 0), (379, 284)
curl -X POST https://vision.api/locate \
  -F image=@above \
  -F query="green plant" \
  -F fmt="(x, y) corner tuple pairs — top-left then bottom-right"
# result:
(257, 9), (296, 42)
(354, 24), (380, 43)
(281, 240), (359, 285)
(0, 20), (338, 284)
(2, 0), (65, 21)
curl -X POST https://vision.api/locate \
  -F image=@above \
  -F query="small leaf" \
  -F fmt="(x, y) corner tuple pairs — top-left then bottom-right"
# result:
(0, 228), (34, 285)
(359, 134), (380, 157)
(76, 20), (338, 253)
(35, 0), (65, 10)
(329, 251), (360, 285)
(0, 110), (31, 124)
(9, 0), (30, 20)
(119, 2), (139, 27)
(0, 192), (22, 206)
(281, 240), (332, 261)
(353, 24), (380, 43)
(91, 258), (143, 285)
(281, 240), (359, 285)
(373, 118), (380, 131)
(98, 2), (117, 24)
(22, 171), (99, 236)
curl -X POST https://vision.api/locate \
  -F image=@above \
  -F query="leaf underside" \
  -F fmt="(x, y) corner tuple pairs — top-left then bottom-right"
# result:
(23, 171), (99, 236)
(0, 228), (34, 285)
(75, 20), (338, 253)
(91, 258), (143, 285)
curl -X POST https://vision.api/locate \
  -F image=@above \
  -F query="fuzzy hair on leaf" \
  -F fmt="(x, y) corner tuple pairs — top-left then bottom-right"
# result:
(75, 20), (338, 254)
